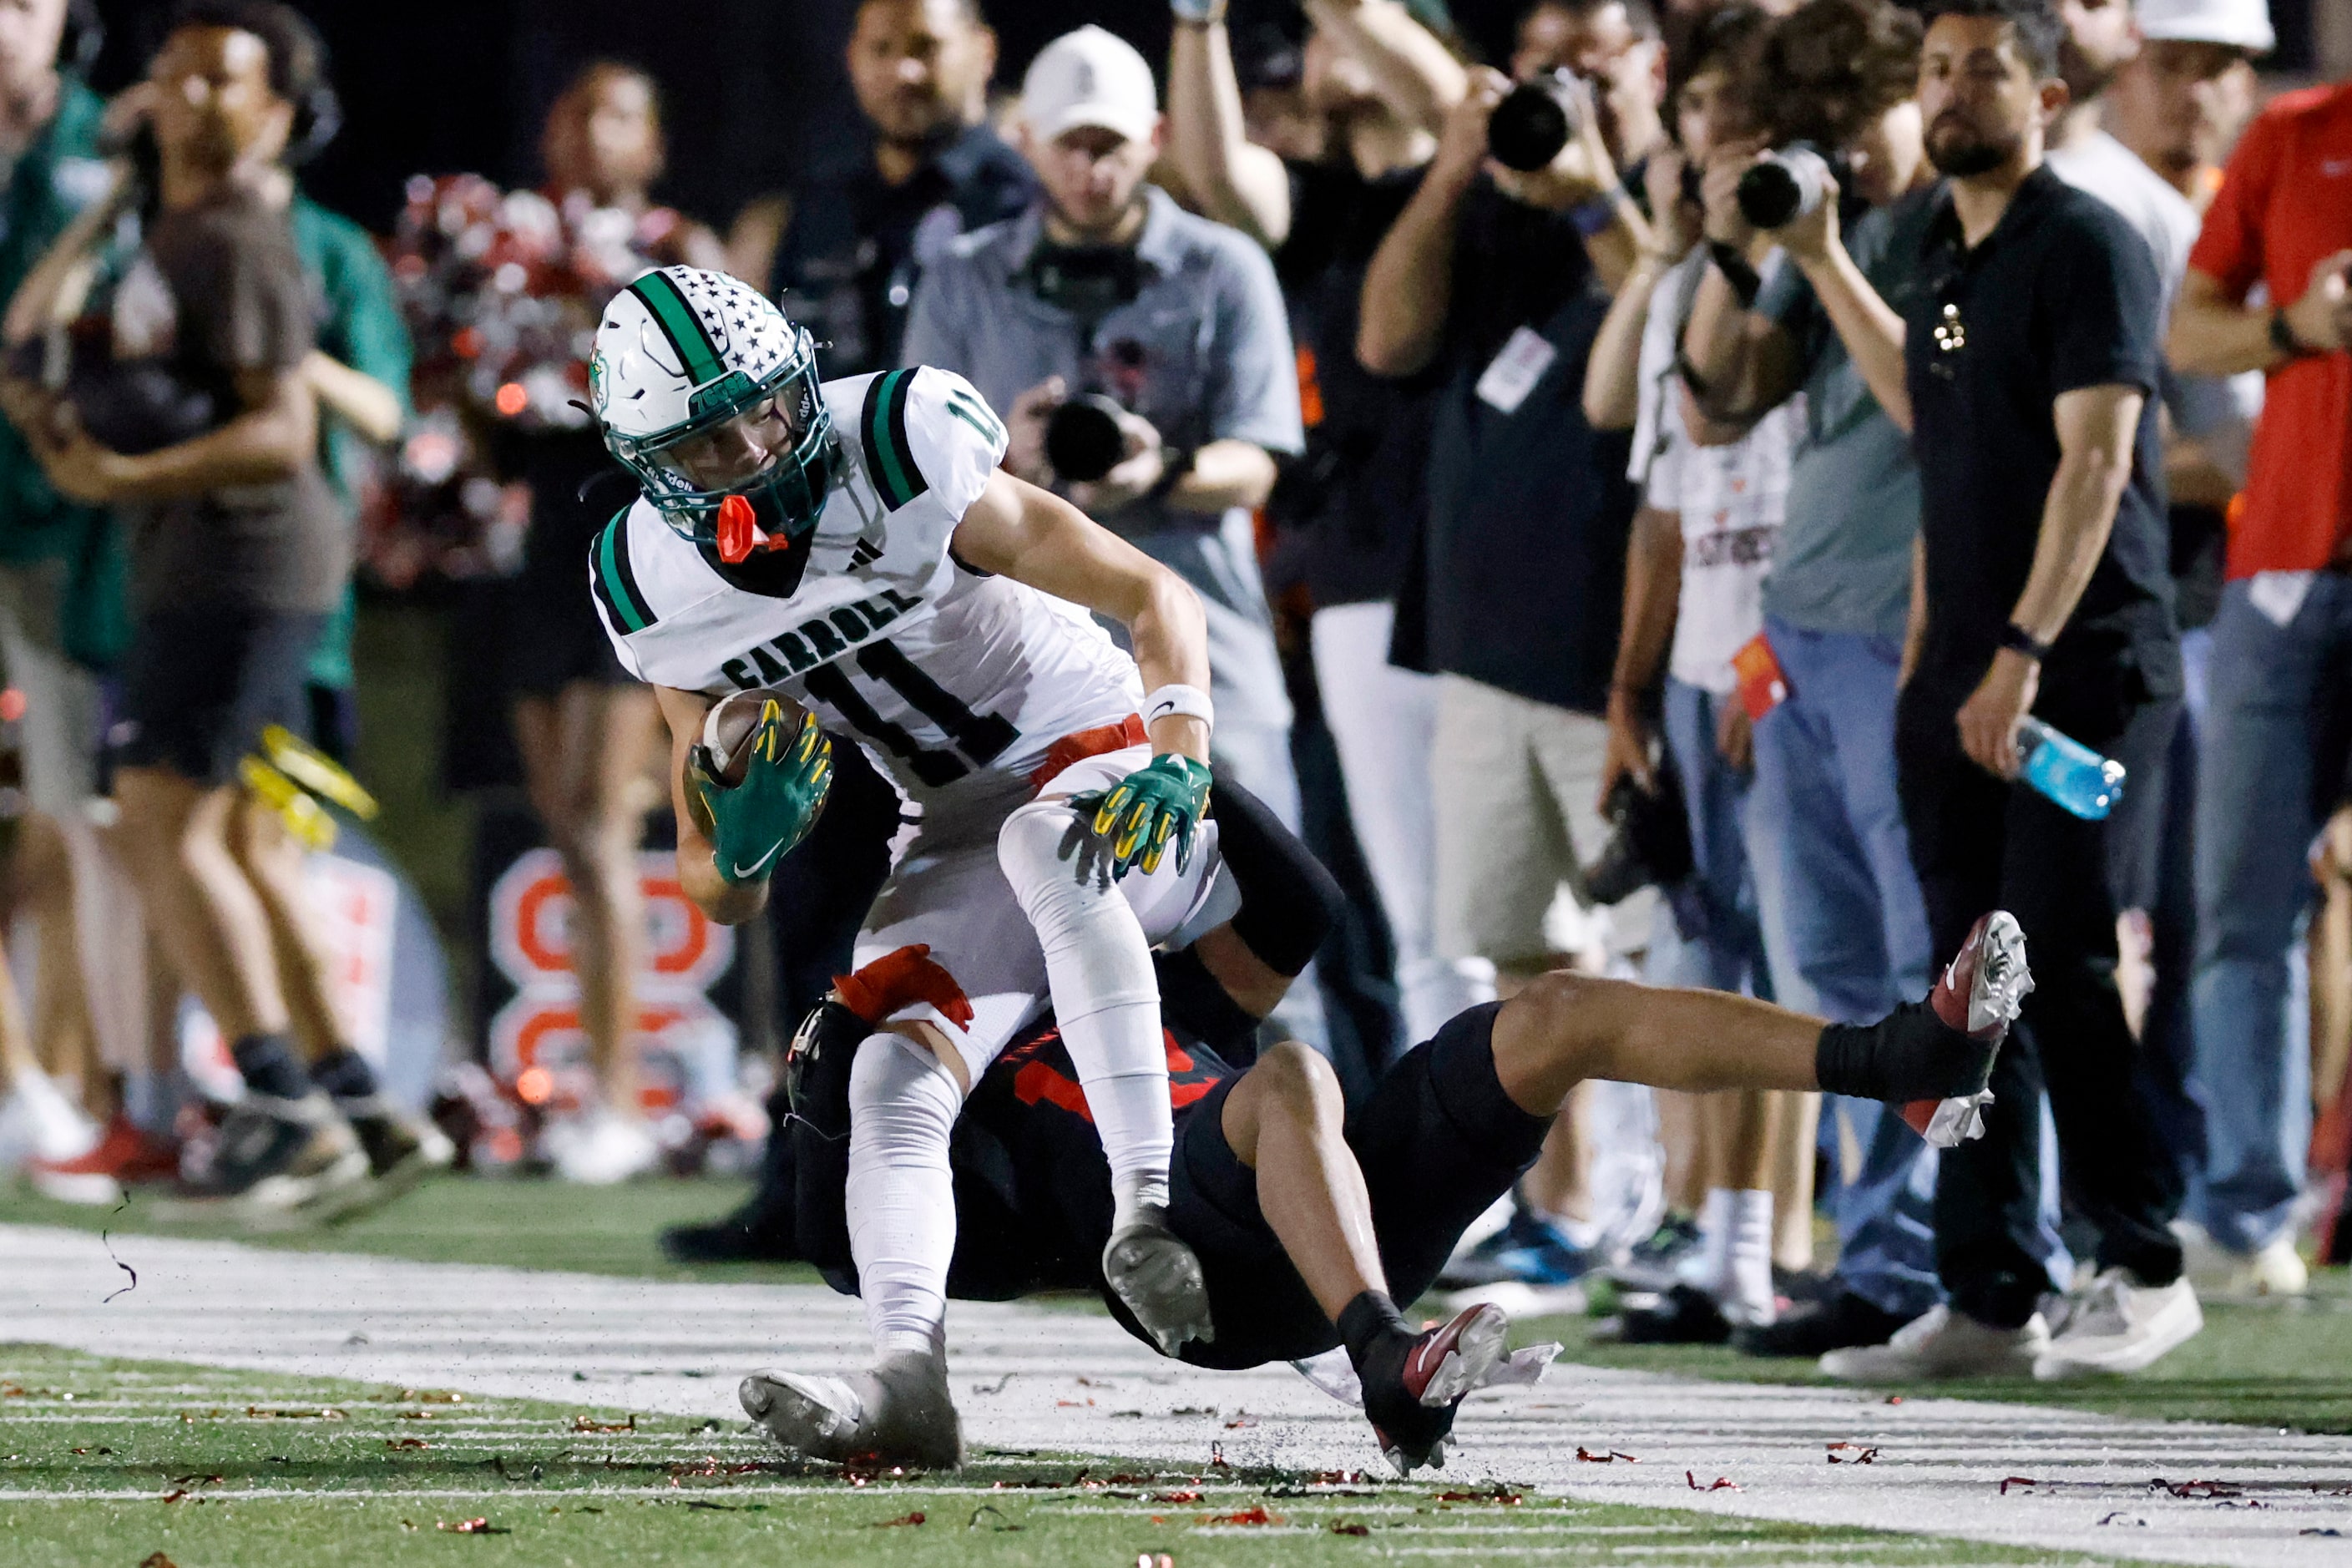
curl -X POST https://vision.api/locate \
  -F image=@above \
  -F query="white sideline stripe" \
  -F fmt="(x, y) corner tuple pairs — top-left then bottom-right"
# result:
(5, 1222), (2352, 1568)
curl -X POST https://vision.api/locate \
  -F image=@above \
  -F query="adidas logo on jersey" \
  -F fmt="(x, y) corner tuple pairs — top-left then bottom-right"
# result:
(849, 539), (885, 570)
(718, 588), (927, 688)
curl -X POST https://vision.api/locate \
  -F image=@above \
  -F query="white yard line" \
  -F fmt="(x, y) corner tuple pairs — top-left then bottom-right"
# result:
(3, 1222), (2348, 1566)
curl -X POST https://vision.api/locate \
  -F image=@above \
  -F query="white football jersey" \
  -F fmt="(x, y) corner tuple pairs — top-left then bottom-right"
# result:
(588, 365), (1142, 806)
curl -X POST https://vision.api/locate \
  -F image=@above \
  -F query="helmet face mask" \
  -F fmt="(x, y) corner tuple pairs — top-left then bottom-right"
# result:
(591, 268), (841, 549)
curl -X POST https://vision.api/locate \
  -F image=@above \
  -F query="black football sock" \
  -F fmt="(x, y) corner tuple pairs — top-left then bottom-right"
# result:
(309, 1045), (382, 1105)
(1340, 1291), (1452, 1458)
(1814, 1004), (1996, 1104)
(230, 1032), (312, 1100)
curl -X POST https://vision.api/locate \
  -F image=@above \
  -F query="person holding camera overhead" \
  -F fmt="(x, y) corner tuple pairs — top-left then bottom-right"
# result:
(899, 24), (1313, 1038)
(1676, 0), (1955, 1362)
(1702, 0), (2197, 1383)
(1354, 0), (1658, 1287)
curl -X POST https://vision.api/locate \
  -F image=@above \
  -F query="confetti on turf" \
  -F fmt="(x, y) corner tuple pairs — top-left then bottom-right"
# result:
(138, 1554), (178, 1568)
(1687, 1471), (1742, 1491)
(438, 1516), (510, 1534)
(571, 1414), (636, 1432)
(1329, 1519), (1371, 1535)
(1196, 1505), (1282, 1525)
(1999, 1476), (2038, 1493)
(967, 1504), (1022, 1530)
(99, 1231), (138, 1303)
(1826, 1443), (1880, 1464)
(1578, 1447), (1638, 1463)
(870, 1510), (925, 1527)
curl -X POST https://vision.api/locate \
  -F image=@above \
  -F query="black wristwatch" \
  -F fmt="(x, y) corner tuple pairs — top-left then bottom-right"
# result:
(2270, 306), (2317, 360)
(2000, 622), (2052, 661)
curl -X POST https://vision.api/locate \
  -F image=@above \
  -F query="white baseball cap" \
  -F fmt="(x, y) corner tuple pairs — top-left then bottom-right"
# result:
(1021, 25), (1160, 145)
(2136, 0), (2275, 53)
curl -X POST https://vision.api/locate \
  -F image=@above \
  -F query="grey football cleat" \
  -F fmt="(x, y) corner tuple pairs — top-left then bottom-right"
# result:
(1102, 1212), (1215, 1356)
(739, 1351), (963, 1470)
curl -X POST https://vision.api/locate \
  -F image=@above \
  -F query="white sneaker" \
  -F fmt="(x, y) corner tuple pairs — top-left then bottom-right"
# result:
(1819, 1303), (2047, 1383)
(2034, 1267), (2203, 1379)
(0, 1070), (99, 1175)
(542, 1110), (660, 1185)
(740, 1351), (963, 1469)
(2175, 1219), (2308, 1299)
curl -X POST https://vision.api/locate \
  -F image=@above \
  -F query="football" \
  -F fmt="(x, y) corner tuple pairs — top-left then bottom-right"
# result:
(700, 689), (804, 785)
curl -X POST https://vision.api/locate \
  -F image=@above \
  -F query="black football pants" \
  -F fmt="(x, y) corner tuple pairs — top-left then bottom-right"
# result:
(1895, 684), (2185, 1329)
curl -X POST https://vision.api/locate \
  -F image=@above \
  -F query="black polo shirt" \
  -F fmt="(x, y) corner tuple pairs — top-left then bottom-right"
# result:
(1414, 176), (1633, 716)
(1904, 164), (2179, 718)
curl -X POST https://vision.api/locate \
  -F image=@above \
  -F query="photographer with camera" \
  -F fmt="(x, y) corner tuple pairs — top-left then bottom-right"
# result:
(1674, 0), (1950, 1361)
(1581, 1), (1814, 1343)
(899, 25), (1314, 1039)
(1356, 0), (1659, 1287)
(1701, 0), (2196, 1382)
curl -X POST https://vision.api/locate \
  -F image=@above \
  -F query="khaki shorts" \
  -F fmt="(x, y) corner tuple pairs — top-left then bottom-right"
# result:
(1431, 675), (1653, 974)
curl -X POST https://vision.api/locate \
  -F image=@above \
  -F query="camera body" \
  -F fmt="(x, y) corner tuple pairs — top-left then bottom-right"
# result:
(1735, 144), (1836, 230)
(1488, 68), (1586, 174)
(1044, 393), (1130, 483)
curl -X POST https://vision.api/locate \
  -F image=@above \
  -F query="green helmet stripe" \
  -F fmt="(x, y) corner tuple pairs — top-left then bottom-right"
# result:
(592, 509), (653, 634)
(629, 271), (725, 388)
(860, 368), (928, 511)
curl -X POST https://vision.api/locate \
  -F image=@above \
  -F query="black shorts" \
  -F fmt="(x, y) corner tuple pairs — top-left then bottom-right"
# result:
(1163, 1003), (1550, 1370)
(117, 606), (326, 787)
(508, 431), (632, 698)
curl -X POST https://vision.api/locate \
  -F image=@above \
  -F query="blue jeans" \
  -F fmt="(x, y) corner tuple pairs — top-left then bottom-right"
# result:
(1662, 679), (1768, 998)
(1747, 620), (1940, 1318)
(2191, 577), (2345, 1254)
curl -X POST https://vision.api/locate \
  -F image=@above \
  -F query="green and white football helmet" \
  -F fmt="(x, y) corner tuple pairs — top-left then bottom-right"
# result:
(589, 266), (838, 552)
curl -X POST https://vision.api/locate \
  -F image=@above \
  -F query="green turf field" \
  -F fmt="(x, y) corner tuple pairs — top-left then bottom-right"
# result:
(1524, 1274), (2352, 1434)
(0, 1343), (2162, 1568)
(8, 1174), (2352, 1435)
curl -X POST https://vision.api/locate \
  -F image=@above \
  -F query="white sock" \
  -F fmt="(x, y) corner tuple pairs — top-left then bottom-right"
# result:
(1685, 1188), (1733, 1292)
(999, 801), (1171, 1230)
(1723, 1188), (1776, 1325)
(845, 1034), (964, 1359)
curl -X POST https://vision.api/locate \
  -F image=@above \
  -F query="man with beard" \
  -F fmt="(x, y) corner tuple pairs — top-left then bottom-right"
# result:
(1752, 0), (2198, 1382)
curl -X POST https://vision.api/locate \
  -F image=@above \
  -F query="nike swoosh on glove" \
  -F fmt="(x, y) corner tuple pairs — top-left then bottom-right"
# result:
(698, 701), (833, 886)
(1070, 753), (1212, 880)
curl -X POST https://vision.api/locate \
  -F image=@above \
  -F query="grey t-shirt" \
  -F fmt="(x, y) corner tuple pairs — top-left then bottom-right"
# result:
(1755, 185), (1940, 641)
(899, 187), (1304, 726)
(121, 191), (345, 615)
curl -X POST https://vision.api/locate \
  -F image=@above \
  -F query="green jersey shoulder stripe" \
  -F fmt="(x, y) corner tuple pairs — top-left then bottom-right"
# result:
(628, 272), (724, 388)
(589, 507), (655, 634)
(944, 386), (1004, 448)
(860, 368), (928, 511)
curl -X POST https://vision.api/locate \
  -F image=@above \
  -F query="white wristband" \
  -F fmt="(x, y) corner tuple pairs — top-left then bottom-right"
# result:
(1142, 683), (1215, 735)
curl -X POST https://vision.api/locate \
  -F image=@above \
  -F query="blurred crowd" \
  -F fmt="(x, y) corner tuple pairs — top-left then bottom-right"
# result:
(0, 0), (2346, 1384)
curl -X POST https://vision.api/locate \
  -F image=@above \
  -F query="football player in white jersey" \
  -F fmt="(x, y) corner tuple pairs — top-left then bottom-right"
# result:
(584, 265), (1230, 1464)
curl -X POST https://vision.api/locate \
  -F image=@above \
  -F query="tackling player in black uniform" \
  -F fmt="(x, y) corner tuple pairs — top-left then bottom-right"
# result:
(751, 785), (2027, 1474)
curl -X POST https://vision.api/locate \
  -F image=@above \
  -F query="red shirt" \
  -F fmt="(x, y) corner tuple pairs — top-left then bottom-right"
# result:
(2188, 81), (2352, 579)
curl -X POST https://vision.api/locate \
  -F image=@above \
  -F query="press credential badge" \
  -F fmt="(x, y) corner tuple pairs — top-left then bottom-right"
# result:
(1474, 326), (1558, 414)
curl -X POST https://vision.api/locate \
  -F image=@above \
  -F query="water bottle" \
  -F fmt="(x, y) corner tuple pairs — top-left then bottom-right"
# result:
(2016, 716), (2125, 820)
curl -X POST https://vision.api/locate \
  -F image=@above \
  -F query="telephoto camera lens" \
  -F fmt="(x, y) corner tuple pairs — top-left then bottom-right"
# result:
(1043, 394), (1130, 483)
(1487, 68), (1581, 172)
(1735, 145), (1834, 230)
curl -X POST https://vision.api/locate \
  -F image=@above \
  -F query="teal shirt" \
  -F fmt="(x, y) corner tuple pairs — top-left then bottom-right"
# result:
(1755, 186), (1940, 643)
(291, 193), (412, 690)
(0, 81), (119, 667)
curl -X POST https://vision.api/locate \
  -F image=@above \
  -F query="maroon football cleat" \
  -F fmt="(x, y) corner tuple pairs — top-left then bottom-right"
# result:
(1905, 911), (2031, 1145)
(1371, 1302), (1510, 1475)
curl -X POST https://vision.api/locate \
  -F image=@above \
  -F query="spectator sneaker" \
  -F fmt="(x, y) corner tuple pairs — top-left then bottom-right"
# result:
(1734, 1287), (1910, 1358)
(1596, 1282), (1734, 1345)
(158, 1092), (370, 1223)
(2173, 1219), (2309, 1299)
(1601, 1211), (1702, 1295)
(740, 1351), (964, 1469)
(0, 1070), (99, 1176)
(26, 1114), (180, 1206)
(1364, 1301), (1510, 1476)
(2033, 1267), (2203, 1380)
(541, 1109), (660, 1185)
(1818, 1303), (2048, 1383)
(1440, 1204), (1594, 1288)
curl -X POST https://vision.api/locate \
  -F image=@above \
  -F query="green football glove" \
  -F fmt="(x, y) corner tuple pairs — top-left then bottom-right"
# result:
(1072, 753), (1212, 880)
(693, 701), (834, 887)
